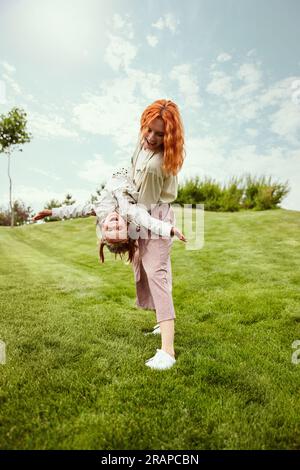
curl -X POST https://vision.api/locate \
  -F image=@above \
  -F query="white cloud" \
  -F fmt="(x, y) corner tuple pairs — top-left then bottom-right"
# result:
(206, 70), (233, 97)
(207, 63), (263, 101)
(0, 60), (16, 74)
(30, 167), (61, 181)
(0, 60), (39, 104)
(77, 154), (117, 184)
(206, 63), (265, 122)
(152, 13), (180, 33)
(258, 76), (300, 144)
(111, 13), (134, 39)
(73, 90), (139, 149)
(169, 64), (202, 109)
(217, 53), (232, 62)
(269, 101), (300, 145)
(245, 128), (259, 137)
(146, 35), (159, 47)
(2, 72), (22, 95)
(104, 14), (137, 72)
(180, 135), (229, 182)
(246, 49), (256, 57)
(72, 70), (166, 149)
(236, 63), (263, 95)
(206, 65), (300, 144)
(104, 34), (138, 72)
(28, 111), (79, 139)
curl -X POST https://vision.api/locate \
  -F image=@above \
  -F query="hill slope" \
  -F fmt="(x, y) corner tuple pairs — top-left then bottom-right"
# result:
(0, 208), (300, 449)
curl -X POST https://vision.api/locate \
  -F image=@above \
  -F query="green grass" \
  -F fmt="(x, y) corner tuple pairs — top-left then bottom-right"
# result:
(0, 208), (300, 450)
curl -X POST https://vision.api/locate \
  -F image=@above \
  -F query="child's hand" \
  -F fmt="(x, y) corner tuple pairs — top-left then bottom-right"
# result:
(33, 209), (52, 221)
(171, 227), (187, 242)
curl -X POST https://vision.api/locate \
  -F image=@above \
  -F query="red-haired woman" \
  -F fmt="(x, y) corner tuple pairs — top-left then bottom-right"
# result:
(131, 99), (185, 370)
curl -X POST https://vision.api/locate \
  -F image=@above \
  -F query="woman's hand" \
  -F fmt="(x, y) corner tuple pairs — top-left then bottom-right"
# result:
(33, 209), (52, 221)
(171, 227), (187, 242)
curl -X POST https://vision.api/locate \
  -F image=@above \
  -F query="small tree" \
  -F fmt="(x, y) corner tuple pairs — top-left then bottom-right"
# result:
(0, 199), (33, 226)
(0, 107), (32, 227)
(44, 199), (61, 210)
(62, 193), (75, 205)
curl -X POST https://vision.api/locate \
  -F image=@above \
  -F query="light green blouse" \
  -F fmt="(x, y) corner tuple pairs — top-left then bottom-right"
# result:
(131, 137), (178, 211)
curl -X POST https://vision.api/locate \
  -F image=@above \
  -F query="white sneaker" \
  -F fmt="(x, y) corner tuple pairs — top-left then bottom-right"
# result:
(152, 324), (161, 335)
(144, 324), (161, 336)
(145, 349), (176, 370)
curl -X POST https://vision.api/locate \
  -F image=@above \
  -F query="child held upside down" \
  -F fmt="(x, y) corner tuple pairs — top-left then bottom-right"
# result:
(33, 167), (186, 262)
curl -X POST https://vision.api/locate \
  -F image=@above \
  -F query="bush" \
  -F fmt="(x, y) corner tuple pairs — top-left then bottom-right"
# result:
(241, 174), (290, 211)
(175, 174), (290, 212)
(219, 177), (244, 212)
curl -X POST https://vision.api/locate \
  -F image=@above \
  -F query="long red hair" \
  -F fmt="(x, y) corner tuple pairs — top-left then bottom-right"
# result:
(140, 99), (185, 176)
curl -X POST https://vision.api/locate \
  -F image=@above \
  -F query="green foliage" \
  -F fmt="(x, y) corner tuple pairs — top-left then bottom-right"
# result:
(44, 199), (61, 210)
(62, 193), (76, 206)
(0, 107), (31, 154)
(0, 107), (32, 227)
(241, 174), (290, 211)
(176, 173), (290, 211)
(220, 177), (244, 212)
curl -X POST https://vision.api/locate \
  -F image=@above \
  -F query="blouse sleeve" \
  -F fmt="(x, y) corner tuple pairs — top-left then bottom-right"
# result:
(114, 189), (172, 237)
(51, 189), (116, 225)
(51, 202), (94, 219)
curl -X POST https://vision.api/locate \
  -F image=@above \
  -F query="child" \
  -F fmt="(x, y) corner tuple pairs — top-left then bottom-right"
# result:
(33, 167), (186, 264)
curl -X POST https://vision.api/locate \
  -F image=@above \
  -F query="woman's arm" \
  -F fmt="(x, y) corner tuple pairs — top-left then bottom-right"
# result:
(114, 189), (185, 239)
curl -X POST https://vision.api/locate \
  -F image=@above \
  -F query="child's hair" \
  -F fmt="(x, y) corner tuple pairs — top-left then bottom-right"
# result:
(140, 99), (185, 176)
(99, 239), (138, 263)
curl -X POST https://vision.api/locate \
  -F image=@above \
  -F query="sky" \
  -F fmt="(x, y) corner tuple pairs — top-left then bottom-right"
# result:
(0, 0), (300, 213)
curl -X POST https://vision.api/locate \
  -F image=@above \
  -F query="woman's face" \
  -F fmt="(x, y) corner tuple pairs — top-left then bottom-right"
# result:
(102, 211), (128, 243)
(143, 117), (165, 153)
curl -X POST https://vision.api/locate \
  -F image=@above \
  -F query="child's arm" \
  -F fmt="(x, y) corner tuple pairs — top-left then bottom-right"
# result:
(33, 202), (94, 221)
(51, 202), (94, 219)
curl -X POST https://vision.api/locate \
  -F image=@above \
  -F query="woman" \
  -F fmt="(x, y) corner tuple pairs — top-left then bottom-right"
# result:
(131, 99), (185, 371)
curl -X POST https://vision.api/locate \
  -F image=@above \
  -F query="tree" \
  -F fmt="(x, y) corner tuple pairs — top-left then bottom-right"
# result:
(62, 193), (75, 205)
(0, 107), (32, 227)
(44, 199), (61, 210)
(0, 199), (33, 226)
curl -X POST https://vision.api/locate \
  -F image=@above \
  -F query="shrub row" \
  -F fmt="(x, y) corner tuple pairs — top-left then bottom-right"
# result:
(175, 174), (290, 211)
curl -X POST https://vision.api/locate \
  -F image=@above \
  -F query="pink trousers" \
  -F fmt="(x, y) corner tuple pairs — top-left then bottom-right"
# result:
(132, 203), (176, 323)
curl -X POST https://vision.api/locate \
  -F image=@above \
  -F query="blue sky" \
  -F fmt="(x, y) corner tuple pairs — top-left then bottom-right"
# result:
(0, 0), (300, 212)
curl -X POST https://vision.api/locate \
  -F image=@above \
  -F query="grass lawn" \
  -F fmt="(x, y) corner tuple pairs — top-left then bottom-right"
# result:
(0, 207), (300, 450)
